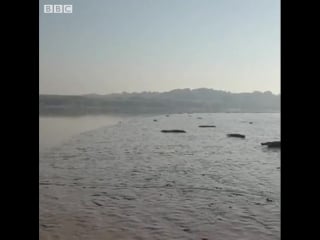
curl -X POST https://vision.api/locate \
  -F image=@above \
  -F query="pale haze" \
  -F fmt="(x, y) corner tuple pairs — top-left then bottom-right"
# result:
(39, 0), (280, 95)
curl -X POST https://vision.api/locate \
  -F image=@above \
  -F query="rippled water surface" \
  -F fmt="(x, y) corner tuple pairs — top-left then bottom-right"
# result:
(40, 113), (280, 240)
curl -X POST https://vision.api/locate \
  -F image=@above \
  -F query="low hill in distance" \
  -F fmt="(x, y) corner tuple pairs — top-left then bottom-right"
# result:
(39, 88), (280, 116)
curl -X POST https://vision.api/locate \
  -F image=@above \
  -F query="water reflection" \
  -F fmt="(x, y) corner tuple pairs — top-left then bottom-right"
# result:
(39, 115), (125, 152)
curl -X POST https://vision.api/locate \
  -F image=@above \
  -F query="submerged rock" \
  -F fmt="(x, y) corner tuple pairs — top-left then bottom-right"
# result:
(161, 130), (186, 133)
(227, 133), (245, 138)
(261, 141), (280, 148)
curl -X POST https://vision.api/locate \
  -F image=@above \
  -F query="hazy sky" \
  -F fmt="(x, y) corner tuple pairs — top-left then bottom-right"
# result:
(40, 0), (280, 95)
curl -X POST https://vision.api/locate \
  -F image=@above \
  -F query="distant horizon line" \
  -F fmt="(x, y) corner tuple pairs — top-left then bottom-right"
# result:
(39, 87), (281, 96)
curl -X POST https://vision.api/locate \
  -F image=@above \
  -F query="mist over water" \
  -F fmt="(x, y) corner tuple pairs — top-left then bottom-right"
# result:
(40, 113), (280, 240)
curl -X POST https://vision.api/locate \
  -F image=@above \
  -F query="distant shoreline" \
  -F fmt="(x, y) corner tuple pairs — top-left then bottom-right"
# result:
(39, 111), (280, 117)
(40, 88), (280, 116)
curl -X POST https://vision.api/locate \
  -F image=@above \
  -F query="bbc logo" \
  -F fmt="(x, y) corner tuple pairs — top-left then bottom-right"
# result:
(44, 5), (73, 14)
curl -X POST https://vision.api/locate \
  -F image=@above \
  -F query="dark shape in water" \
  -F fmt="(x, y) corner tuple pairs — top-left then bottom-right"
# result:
(261, 141), (281, 148)
(161, 130), (186, 133)
(199, 125), (216, 128)
(92, 201), (103, 207)
(166, 114), (170, 117)
(227, 133), (245, 138)
(249, 122), (253, 124)
(153, 119), (157, 122)
(197, 117), (203, 119)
